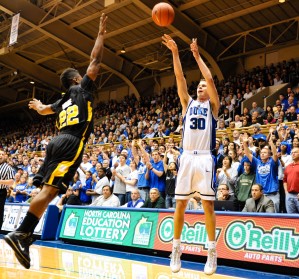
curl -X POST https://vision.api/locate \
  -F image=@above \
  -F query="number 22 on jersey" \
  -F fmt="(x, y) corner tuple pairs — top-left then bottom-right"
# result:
(59, 104), (79, 129)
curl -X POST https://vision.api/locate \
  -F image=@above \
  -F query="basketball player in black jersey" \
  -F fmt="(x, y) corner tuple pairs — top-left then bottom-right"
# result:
(4, 13), (108, 269)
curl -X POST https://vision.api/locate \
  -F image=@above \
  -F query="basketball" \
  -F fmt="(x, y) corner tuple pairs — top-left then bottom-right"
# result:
(152, 2), (175, 27)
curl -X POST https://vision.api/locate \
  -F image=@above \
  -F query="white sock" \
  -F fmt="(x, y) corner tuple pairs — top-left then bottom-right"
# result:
(208, 241), (216, 250)
(173, 239), (181, 247)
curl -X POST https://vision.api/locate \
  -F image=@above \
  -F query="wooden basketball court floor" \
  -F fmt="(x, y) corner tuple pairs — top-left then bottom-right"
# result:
(0, 237), (296, 279)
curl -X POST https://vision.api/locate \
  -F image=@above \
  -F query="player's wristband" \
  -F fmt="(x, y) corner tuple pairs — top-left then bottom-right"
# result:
(150, 167), (154, 170)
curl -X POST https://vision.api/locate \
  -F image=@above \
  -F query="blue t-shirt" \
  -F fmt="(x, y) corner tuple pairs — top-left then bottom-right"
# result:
(148, 160), (165, 193)
(137, 161), (149, 188)
(252, 157), (279, 194)
(14, 183), (28, 203)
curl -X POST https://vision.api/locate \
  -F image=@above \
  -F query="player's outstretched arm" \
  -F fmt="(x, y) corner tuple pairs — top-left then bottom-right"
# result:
(28, 98), (54, 115)
(162, 34), (189, 115)
(87, 13), (108, 81)
(191, 38), (220, 116)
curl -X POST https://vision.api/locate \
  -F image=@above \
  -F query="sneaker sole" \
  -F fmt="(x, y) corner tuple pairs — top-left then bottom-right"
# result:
(170, 267), (181, 273)
(4, 235), (30, 269)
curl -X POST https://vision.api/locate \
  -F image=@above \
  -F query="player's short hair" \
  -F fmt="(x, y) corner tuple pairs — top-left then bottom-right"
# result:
(60, 68), (80, 90)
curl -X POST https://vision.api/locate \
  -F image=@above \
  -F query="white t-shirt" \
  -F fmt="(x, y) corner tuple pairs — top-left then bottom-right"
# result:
(125, 170), (138, 192)
(91, 194), (120, 207)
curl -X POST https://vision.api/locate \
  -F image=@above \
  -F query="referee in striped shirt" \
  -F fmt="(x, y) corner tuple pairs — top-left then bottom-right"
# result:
(0, 150), (15, 229)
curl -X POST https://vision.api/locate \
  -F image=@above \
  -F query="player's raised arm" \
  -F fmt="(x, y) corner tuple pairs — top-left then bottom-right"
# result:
(28, 98), (54, 115)
(162, 34), (190, 115)
(190, 38), (220, 117)
(87, 13), (107, 81)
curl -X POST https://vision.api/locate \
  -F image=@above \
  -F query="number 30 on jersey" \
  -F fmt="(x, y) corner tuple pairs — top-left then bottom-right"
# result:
(190, 117), (206, 130)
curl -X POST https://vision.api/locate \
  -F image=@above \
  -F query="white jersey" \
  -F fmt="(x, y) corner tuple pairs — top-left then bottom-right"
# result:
(182, 98), (216, 151)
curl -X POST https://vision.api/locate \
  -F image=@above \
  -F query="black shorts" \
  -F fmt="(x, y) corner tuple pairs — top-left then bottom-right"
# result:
(36, 134), (85, 194)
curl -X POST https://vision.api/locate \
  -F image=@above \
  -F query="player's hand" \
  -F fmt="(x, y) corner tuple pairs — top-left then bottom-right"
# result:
(28, 98), (42, 111)
(162, 34), (177, 52)
(190, 38), (200, 60)
(99, 13), (107, 35)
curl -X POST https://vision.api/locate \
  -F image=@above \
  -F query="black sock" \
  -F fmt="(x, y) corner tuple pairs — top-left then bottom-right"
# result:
(17, 211), (40, 234)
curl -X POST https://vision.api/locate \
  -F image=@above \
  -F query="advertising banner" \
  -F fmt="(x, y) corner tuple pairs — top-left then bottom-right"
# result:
(59, 208), (159, 249)
(59, 208), (299, 268)
(155, 212), (299, 268)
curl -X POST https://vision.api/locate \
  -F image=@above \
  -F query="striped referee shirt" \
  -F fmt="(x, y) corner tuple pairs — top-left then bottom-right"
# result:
(0, 162), (15, 189)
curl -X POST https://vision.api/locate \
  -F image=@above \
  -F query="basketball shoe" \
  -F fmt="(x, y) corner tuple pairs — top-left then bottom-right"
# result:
(4, 231), (35, 269)
(204, 248), (217, 275)
(170, 246), (182, 273)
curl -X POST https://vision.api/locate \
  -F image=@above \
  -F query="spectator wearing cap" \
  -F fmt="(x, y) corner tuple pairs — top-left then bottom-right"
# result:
(111, 154), (131, 205)
(283, 147), (299, 213)
(235, 161), (255, 211)
(243, 135), (280, 212)
(252, 133), (267, 150)
(145, 150), (166, 198)
(242, 184), (275, 213)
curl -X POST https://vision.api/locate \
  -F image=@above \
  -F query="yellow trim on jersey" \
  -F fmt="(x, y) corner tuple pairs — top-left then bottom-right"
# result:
(81, 100), (93, 140)
(48, 139), (84, 184)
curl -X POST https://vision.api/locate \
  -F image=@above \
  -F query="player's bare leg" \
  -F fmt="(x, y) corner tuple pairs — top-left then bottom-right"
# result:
(170, 199), (188, 273)
(202, 200), (217, 275)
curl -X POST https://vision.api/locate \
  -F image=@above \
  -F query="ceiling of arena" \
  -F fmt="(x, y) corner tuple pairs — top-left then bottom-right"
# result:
(0, 0), (298, 114)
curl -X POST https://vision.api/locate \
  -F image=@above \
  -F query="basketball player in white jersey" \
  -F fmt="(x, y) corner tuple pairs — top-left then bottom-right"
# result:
(162, 34), (220, 275)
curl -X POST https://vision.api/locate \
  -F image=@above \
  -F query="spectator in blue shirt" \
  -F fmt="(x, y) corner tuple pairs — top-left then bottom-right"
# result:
(243, 135), (280, 212)
(132, 139), (150, 201)
(145, 150), (166, 198)
(79, 171), (92, 205)
(13, 175), (28, 203)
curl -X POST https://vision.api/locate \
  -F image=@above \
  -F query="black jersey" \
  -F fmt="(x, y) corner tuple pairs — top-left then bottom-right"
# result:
(52, 75), (95, 143)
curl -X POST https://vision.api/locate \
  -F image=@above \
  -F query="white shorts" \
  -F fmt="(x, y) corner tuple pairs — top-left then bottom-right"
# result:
(175, 150), (216, 201)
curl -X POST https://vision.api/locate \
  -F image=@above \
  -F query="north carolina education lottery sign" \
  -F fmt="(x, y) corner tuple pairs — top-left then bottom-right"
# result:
(59, 208), (299, 268)
(60, 208), (159, 248)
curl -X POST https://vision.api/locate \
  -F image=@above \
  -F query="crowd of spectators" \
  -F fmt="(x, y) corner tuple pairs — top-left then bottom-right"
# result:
(1, 58), (299, 215)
